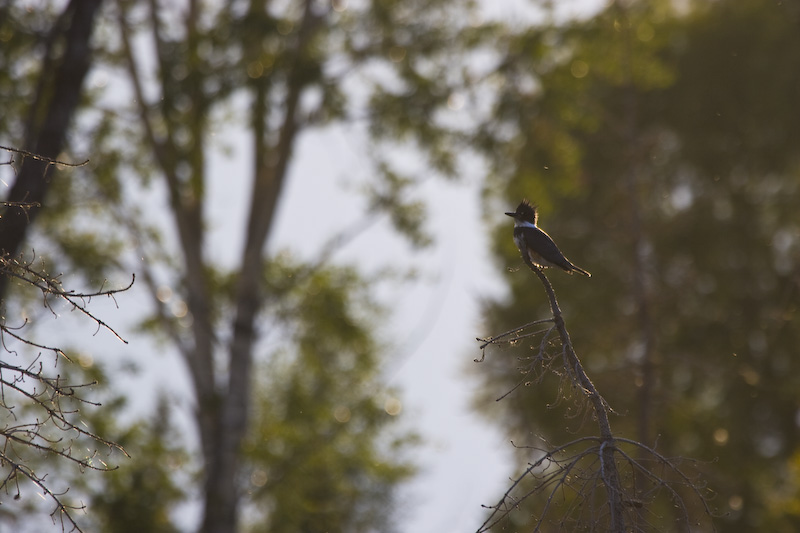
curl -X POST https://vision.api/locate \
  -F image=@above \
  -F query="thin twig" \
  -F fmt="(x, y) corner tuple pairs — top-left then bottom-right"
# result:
(0, 145), (88, 167)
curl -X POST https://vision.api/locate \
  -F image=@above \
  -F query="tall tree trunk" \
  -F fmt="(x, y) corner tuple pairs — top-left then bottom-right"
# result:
(120, 0), (321, 528)
(198, 3), (318, 531)
(0, 0), (103, 300)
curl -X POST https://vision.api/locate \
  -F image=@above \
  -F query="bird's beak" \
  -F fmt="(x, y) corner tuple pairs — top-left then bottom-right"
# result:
(504, 212), (515, 217)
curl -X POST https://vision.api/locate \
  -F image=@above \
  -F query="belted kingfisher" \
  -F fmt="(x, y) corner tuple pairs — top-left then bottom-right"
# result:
(505, 200), (591, 277)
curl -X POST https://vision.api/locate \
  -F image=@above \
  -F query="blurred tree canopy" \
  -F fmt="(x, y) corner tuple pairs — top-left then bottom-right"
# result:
(2, 0), (477, 531)
(477, 0), (800, 531)
(4, 0), (800, 531)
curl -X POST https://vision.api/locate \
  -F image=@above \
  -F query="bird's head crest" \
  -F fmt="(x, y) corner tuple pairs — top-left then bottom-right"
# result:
(516, 199), (538, 225)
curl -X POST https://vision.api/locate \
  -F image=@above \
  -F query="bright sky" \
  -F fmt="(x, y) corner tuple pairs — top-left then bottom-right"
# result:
(267, 123), (512, 532)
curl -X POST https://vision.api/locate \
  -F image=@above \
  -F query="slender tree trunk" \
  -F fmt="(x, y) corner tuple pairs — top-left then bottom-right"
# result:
(0, 0), (102, 299)
(121, 0), (321, 529)
(116, 1), (220, 477)
(198, 2), (318, 531)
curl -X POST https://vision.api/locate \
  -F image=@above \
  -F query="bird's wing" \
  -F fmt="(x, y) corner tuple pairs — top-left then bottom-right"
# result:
(523, 227), (573, 270)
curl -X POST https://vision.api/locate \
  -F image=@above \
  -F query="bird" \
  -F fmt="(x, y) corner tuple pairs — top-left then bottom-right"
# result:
(505, 199), (591, 277)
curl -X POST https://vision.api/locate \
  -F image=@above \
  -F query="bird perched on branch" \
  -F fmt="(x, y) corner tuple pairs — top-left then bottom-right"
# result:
(505, 199), (591, 277)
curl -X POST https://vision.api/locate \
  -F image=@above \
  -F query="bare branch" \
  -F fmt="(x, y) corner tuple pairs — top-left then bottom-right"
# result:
(0, 246), (132, 531)
(0, 256), (134, 344)
(476, 257), (714, 532)
(0, 145), (89, 168)
(0, 449), (85, 533)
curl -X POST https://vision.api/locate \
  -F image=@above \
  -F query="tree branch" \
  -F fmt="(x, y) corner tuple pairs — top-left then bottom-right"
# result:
(525, 260), (626, 531)
(476, 257), (714, 531)
(0, 253), (131, 532)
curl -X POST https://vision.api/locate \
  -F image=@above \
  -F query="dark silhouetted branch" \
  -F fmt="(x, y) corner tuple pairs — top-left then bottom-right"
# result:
(476, 257), (713, 532)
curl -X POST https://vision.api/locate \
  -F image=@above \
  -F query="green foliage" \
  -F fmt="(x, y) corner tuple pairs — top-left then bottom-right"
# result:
(83, 396), (188, 533)
(365, 163), (432, 248)
(46, 0), (478, 528)
(0, 3), (468, 523)
(477, 0), (800, 531)
(244, 254), (415, 533)
(0, 3), (63, 140)
(29, 364), (189, 533)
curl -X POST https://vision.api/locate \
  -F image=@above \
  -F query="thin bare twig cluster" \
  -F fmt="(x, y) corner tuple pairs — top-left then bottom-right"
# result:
(475, 435), (712, 532)
(0, 254), (132, 532)
(477, 318), (560, 402)
(476, 258), (714, 532)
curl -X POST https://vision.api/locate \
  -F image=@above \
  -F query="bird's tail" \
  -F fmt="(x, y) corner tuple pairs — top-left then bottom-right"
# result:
(570, 264), (591, 277)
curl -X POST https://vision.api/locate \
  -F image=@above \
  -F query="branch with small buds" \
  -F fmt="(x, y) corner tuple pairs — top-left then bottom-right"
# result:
(0, 254), (132, 532)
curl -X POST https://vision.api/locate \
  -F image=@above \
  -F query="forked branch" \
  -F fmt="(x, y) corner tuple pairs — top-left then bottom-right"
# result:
(476, 256), (713, 532)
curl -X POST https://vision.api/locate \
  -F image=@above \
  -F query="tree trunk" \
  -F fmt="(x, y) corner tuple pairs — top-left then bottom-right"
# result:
(197, 2), (317, 531)
(0, 0), (103, 300)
